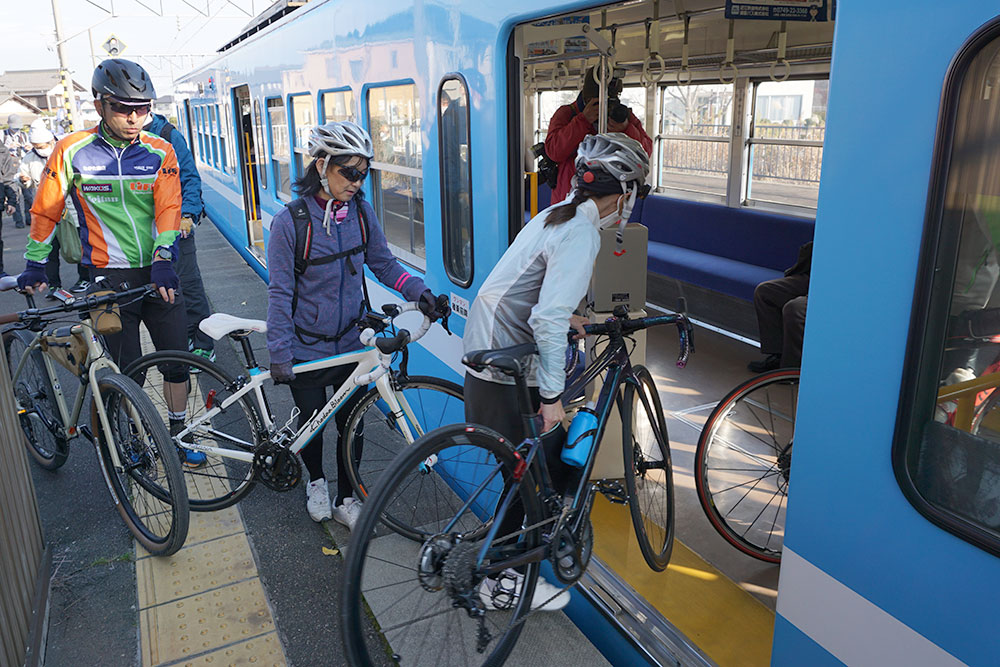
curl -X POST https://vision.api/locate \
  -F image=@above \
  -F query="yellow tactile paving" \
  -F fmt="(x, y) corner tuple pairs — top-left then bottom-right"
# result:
(135, 325), (287, 666)
(171, 631), (285, 666)
(592, 495), (774, 666)
(137, 532), (258, 608)
(139, 578), (276, 666)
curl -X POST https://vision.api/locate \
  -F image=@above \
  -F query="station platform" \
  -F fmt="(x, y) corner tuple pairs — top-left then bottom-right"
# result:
(1, 218), (780, 666)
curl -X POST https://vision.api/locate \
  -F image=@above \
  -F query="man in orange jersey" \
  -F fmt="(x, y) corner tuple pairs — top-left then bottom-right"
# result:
(17, 59), (206, 467)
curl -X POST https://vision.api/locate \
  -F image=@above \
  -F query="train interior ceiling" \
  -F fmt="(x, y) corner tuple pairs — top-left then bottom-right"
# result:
(508, 3), (834, 664)
(515, 1), (833, 339)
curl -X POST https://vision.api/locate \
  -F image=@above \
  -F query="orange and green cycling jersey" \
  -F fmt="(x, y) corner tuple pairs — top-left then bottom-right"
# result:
(26, 123), (181, 268)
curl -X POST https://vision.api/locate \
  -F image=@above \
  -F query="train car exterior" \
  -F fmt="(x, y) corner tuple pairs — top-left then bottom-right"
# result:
(176, 0), (1000, 664)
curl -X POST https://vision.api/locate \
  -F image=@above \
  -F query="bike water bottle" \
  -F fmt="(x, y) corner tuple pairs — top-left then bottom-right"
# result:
(562, 402), (599, 468)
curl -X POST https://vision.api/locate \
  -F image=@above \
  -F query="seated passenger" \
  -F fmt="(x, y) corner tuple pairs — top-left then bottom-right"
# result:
(748, 242), (811, 373)
(463, 133), (650, 611)
(544, 66), (652, 204)
(265, 120), (448, 528)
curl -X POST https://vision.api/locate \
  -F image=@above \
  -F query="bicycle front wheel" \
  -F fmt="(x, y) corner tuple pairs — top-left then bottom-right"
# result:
(621, 365), (675, 571)
(4, 328), (68, 470)
(342, 375), (465, 540)
(93, 373), (189, 557)
(341, 424), (543, 667)
(695, 369), (798, 563)
(125, 351), (265, 511)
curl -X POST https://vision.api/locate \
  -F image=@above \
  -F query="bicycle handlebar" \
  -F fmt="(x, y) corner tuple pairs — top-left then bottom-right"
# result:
(582, 310), (696, 368)
(356, 301), (435, 384)
(0, 283), (156, 327)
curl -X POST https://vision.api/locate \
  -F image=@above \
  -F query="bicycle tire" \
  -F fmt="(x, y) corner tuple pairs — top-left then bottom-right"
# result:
(92, 372), (190, 557)
(341, 423), (543, 667)
(621, 364), (675, 571)
(342, 375), (465, 540)
(124, 351), (265, 511)
(4, 328), (68, 470)
(695, 368), (798, 563)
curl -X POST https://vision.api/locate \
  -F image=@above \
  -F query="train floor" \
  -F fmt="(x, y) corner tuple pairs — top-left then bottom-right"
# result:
(3, 219), (781, 666)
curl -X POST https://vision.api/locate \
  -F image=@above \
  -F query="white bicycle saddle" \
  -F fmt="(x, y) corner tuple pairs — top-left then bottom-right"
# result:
(199, 313), (268, 340)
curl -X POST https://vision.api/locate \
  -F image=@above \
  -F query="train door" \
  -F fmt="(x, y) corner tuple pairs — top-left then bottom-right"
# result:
(233, 84), (264, 262)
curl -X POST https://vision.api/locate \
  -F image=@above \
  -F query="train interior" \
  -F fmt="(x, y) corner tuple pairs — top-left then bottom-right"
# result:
(510, 2), (834, 662)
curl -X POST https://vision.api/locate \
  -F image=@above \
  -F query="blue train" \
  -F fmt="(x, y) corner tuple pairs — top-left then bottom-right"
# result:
(175, 0), (1000, 664)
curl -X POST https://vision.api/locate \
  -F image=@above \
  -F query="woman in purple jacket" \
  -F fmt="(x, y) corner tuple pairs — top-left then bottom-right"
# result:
(266, 121), (447, 528)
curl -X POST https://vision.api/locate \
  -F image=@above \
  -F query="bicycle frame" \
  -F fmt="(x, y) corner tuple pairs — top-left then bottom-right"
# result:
(936, 371), (1000, 432)
(171, 344), (425, 462)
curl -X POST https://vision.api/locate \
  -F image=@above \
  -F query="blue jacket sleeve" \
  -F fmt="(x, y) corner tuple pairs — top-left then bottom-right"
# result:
(167, 126), (205, 220)
(360, 200), (428, 302)
(265, 210), (297, 365)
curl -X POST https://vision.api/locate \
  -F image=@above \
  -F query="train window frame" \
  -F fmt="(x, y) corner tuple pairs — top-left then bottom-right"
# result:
(265, 96), (292, 202)
(437, 74), (474, 287)
(194, 105), (204, 163)
(217, 104), (228, 173)
(319, 87), (356, 124)
(744, 76), (828, 213)
(364, 80), (426, 271)
(893, 16), (1000, 559)
(210, 103), (219, 168)
(289, 92), (314, 181)
(254, 99), (267, 190)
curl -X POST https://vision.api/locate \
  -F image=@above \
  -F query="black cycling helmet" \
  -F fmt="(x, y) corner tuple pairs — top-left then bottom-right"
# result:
(92, 58), (156, 101)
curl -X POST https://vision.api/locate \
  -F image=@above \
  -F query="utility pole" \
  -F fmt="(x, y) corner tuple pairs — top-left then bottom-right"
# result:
(50, 0), (77, 131)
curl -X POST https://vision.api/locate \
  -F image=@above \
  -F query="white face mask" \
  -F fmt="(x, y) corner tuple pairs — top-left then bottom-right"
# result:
(598, 194), (625, 229)
(35, 146), (53, 158)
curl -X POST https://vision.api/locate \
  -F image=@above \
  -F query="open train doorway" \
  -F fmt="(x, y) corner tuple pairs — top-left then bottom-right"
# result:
(233, 84), (264, 262)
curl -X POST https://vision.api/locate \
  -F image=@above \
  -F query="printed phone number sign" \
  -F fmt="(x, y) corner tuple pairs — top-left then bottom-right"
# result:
(725, 0), (833, 21)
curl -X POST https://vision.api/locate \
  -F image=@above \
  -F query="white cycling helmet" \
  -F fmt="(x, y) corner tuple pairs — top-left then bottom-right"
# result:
(574, 132), (650, 194)
(308, 121), (374, 160)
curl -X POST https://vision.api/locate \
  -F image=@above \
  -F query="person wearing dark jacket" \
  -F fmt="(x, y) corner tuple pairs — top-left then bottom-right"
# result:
(266, 120), (448, 528)
(748, 241), (812, 372)
(0, 148), (19, 274)
(145, 112), (214, 360)
(544, 67), (652, 204)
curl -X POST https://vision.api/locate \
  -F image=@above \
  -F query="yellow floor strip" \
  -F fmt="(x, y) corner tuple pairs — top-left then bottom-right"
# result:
(134, 326), (287, 666)
(591, 495), (774, 667)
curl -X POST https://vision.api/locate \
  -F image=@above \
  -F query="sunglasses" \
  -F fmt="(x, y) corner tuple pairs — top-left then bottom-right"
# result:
(338, 165), (369, 183)
(105, 98), (151, 116)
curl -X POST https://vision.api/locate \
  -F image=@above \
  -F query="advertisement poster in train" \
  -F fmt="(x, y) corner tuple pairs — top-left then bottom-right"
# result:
(527, 15), (590, 57)
(725, 0), (834, 21)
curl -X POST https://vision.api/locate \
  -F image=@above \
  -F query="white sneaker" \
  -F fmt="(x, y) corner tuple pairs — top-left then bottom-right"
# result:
(305, 479), (332, 522)
(478, 569), (570, 612)
(332, 496), (362, 531)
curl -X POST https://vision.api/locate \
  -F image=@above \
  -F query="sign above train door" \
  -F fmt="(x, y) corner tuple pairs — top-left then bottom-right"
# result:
(725, 0), (835, 21)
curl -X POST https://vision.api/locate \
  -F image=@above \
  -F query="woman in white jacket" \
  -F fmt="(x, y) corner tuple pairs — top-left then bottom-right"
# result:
(463, 133), (650, 612)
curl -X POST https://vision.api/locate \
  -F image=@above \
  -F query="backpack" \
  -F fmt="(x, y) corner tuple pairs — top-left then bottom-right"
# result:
(287, 197), (372, 344)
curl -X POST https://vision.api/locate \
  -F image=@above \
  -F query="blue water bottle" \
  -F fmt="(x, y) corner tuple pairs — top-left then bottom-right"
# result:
(562, 403), (599, 468)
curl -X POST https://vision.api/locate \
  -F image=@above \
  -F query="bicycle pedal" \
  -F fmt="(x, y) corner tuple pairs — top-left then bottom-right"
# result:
(595, 480), (629, 504)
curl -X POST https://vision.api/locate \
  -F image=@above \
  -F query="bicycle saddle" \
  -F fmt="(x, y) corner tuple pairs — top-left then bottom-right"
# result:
(463, 343), (538, 376)
(199, 313), (268, 340)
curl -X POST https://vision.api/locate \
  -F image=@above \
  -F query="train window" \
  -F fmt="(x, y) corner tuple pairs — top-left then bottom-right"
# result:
(747, 79), (827, 209)
(290, 93), (314, 179)
(217, 105), (227, 173)
(194, 106), (203, 162)
(321, 89), (356, 123)
(254, 99), (267, 190)
(266, 97), (291, 200)
(438, 76), (473, 286)
(210, 104), (219, 167)
(657, 82), (733, 199)
(367, 82), (424, 269)
(895, 30), (1000, 556)
(534, 90), (577, 144)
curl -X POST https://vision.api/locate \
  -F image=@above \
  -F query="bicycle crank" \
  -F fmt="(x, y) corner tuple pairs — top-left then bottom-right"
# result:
(253, 442), (302, 491)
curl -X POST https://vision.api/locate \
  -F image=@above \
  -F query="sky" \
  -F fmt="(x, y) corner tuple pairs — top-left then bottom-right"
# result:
(0, 0), (262, 97)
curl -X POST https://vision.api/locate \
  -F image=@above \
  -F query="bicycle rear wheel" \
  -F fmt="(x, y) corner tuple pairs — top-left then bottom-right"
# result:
(621, 365), (675, 571)
(4, 328), (68, 470)
(695, 369), (798, 563)
(93, 373), (189, 557)
(342, 375), (465, 540)
(125, 351), (265, 511)
(341, 424), (543, 667)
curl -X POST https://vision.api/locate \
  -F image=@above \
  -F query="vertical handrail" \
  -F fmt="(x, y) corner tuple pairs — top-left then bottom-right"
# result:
(0, 340), (49, 667)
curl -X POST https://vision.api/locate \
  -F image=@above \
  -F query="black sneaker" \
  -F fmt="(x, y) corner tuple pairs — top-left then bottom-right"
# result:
(747, 353), (782, 374)
(70, 279), (90, 293)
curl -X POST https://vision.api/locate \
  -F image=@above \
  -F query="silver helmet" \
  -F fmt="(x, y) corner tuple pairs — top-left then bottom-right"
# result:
(574, 132), (649, 193)
(308, 121), (374, 160)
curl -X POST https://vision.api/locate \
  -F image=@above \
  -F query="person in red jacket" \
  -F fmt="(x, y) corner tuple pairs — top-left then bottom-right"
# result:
(544, 67), (653, 204)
